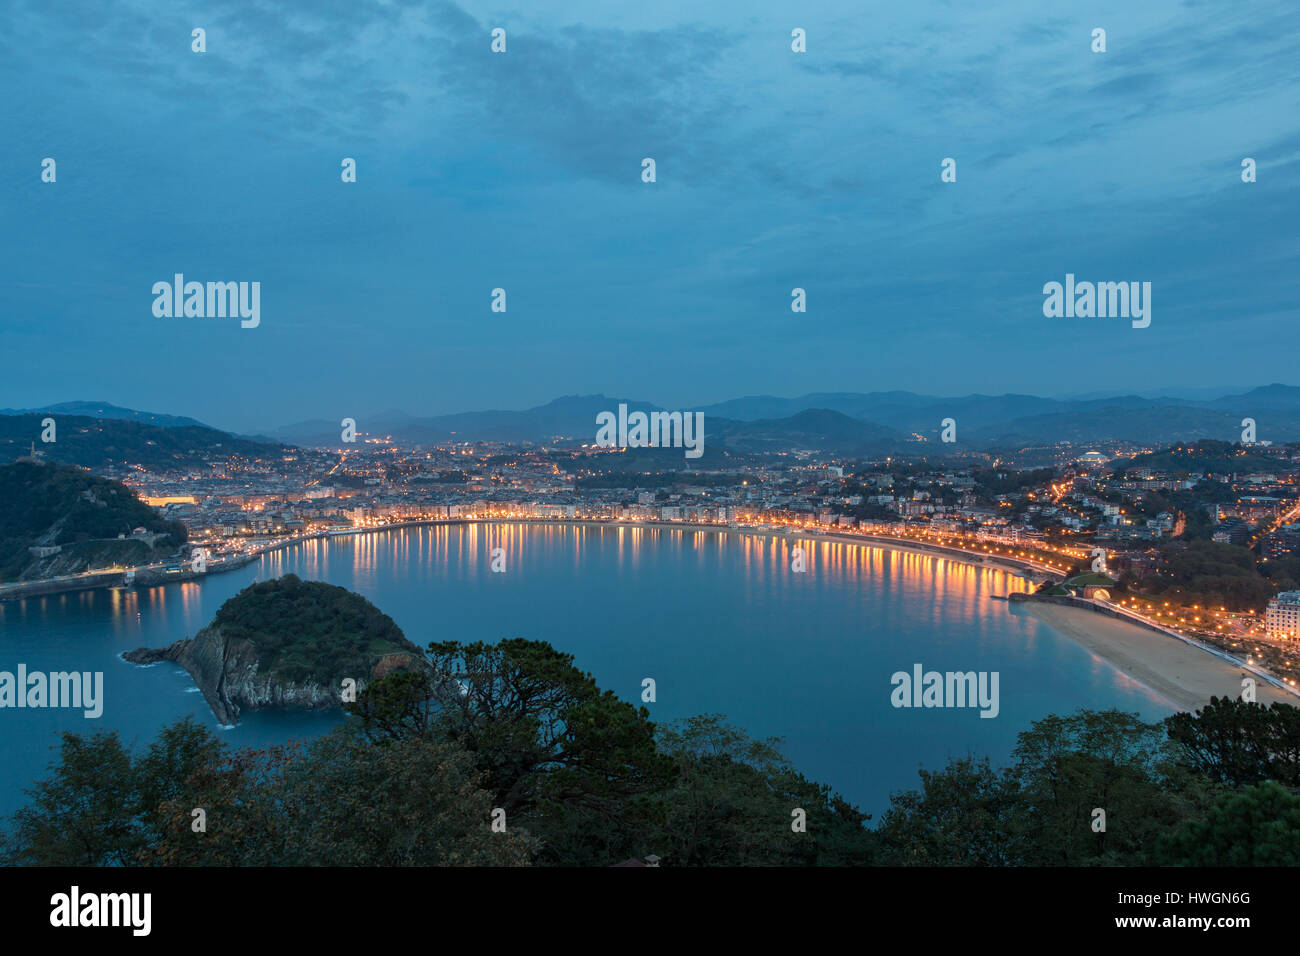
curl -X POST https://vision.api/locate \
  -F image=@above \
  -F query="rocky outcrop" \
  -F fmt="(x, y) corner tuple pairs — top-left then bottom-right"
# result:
(124, 626), (417, 725)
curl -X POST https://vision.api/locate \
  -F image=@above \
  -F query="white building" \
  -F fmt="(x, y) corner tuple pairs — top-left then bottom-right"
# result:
(1266, 591), (1300, 639)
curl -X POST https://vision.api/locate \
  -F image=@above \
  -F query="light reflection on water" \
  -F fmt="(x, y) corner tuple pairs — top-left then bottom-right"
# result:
(0, 523), (1169, 819)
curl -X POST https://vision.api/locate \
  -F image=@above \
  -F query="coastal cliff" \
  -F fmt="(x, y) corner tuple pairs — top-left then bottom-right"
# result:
(123, 573), (425, 724)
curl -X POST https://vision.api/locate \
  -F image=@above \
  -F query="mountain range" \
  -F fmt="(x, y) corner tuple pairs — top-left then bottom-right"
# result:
(268, 385), (1300, 451)
(4, 386), (1299, 462)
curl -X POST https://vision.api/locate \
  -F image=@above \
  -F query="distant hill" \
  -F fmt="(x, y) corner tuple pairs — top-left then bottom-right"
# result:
(970, 405), (1246, 446)
(1204, 383), (1300, 413)
(274, 395), (667, 447)
(278, 385), (1300, 450)
(708, 409), (906, 455)
(971, 388), (1300, 446)
(1112, 440), (1290, 476)
(700, 387), (1300, 445)
(0, 460), (186, 582)
(19, 386), (1300, 454)
(696, 391), (1065, 428)
(0, 413), (292, 470)
(0, 401), (213, 430)
(275, 396), (909, 454)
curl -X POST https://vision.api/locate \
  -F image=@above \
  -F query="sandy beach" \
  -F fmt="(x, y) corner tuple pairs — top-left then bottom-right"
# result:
(1026, 602), (1297, 712)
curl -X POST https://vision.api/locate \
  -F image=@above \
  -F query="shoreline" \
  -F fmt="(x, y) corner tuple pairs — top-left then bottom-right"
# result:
(1, 518), (1054, 602)
(1021, 601), (1297, 711)
(8, 517), (1294, 710)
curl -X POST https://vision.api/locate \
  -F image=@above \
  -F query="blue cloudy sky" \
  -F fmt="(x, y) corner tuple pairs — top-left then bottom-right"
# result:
(2, 0), (1297, 433)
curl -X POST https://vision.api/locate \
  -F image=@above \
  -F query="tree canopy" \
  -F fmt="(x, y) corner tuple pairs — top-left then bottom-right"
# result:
(210, 573), (422, 685)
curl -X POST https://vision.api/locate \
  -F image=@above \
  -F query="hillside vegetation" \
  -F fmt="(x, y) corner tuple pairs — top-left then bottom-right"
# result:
(0, 413), (286, 469)
(0, 461), (185, 581)
(209, 574), (422, 684)
(1114, 440), (1287, 476)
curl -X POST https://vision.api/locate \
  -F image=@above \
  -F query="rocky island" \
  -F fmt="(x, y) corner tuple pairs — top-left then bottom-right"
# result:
(124, 573), (425, 724)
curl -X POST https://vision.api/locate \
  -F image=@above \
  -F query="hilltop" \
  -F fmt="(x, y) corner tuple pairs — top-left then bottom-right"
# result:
(0, 413), (291, 470)
(0, 461), (185, 582)
(1112, 440), (1288, 476)
(0, 401), (213, 430)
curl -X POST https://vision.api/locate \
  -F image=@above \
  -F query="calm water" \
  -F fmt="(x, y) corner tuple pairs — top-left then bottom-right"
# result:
(0, 523), (1172, 821)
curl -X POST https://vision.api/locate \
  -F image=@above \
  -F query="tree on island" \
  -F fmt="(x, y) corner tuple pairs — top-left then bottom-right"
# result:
(207, 572), (420, 687)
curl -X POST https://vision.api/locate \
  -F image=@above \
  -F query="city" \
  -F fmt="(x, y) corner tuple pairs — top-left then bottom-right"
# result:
(12, 424), (1298, 690)
(3, 0), (1298, 925)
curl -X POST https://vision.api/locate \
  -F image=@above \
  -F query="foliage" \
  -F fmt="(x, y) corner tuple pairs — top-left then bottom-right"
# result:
(2, 719), (533, 867)
(1065, 572), (1117, 586)
(0, 413), (285, 471)
(1130, 540), (1277, 610)
(210, 573), (422, 685)
(1008, 710), (1217, 866)
(1, 717), (219, 865)
(352, 638), (677, 866)
(873, 709), (1222, 866)
(1114, 441), (1285, 478)
(10, 654), (1300, 867)
(1156, 781), (1300, 865)
(144, 725), (535, 866)
(653, 714), (873, 866)
(0, 461), (185, 580)
(874, 757), (1018, 865)
(1165, 697), (1300, 787)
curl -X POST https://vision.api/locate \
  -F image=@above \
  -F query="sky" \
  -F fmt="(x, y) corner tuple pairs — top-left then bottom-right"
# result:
(1, 0), (1298, 434)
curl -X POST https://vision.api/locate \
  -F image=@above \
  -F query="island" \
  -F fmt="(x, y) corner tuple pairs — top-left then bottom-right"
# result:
(123, 573), (426, 724)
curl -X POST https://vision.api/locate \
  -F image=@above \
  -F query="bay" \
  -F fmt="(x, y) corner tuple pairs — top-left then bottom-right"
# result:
(0, 522), (1172, 822)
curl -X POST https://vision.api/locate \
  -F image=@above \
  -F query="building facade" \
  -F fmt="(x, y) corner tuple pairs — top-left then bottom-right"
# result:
(1266, 591), (1300, 639)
